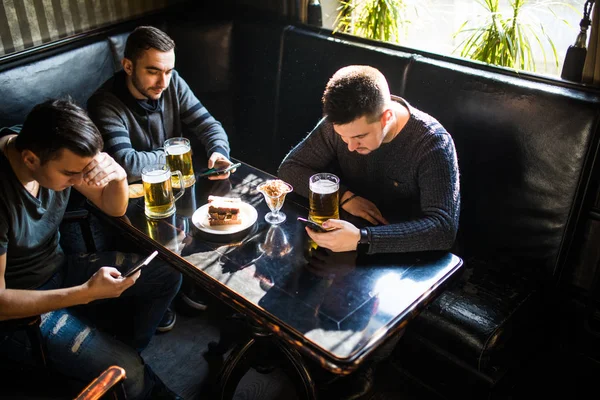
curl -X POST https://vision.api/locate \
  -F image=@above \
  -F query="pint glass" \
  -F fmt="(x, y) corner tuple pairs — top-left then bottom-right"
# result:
(164, 137), (195, 188)
(308, 173), (340, 225)
(142, 164), (185, 219)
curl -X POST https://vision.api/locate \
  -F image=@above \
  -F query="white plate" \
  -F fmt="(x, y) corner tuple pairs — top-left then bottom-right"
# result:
(191, 202), (258, 235)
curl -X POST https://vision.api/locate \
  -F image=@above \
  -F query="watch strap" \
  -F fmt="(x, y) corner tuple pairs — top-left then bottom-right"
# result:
(358, 228), (370, 245)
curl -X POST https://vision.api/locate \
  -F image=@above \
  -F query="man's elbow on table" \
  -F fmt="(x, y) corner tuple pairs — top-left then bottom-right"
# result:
(102, 201), (128, 218)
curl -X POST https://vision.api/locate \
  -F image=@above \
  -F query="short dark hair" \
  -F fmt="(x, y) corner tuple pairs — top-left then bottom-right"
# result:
(15, 98), (103, 165)
(124, 26), (175, 61)
(322, 66), (389, 125)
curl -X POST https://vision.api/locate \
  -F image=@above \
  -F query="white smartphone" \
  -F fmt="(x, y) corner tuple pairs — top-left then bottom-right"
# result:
(122, 251), (159, 278)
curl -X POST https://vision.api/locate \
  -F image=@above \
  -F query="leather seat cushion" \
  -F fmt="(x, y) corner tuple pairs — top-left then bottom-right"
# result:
(402, 256), (544, 377)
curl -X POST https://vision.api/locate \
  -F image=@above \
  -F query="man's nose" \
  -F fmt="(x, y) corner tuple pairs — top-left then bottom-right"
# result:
(348, 139), (359, 152)
(158, 73), (168, 88)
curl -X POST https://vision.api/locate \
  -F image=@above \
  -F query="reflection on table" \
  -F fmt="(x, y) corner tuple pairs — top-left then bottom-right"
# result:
(91, 161), (463, 374)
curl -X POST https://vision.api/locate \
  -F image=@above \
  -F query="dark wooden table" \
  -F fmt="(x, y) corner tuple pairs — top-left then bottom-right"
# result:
(90, 161), (463, 399)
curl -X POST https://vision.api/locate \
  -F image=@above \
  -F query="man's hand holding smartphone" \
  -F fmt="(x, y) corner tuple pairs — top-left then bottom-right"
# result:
(84, 251), (158, 302)
(122, 250), (158, 278)
(202, 152), (239, 180)
(301, 219), (361, 252)
(297, 217), (330, 233)
(198, 163), (241, 179)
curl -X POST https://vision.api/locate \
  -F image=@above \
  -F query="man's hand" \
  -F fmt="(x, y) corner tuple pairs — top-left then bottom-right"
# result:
(207, 152), (235, 180)
(305, 219), (360, 252)
(341, 192), (389, 225)
(83, 152), (127, 187)
(83, 266), (139, 302)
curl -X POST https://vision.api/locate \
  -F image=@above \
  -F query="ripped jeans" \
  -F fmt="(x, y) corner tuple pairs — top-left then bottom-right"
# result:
(0, 251), (182, 399)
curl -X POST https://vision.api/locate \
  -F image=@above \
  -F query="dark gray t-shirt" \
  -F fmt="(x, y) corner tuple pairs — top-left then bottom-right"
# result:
(0, 139), (69, 289)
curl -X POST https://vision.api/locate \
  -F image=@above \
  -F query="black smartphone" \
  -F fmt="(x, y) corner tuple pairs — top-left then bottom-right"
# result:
(122, 250), (159, 278)
(297, 217), (329, 233)
(198, 162), (242, 178)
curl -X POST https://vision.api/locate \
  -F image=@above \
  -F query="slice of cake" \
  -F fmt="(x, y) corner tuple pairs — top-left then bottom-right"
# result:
(208, 195), (242, 226)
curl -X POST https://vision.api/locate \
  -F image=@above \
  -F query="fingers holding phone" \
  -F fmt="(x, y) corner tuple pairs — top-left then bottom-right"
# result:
(83, 251), (158, 301)
(297, 217), (329, 233)
(85, 266), (140, 301)
(199, 162), (242, 180)
(303, 219), (361, 252)
(122, 251), (158, 278)
(206, 152), (238, 180)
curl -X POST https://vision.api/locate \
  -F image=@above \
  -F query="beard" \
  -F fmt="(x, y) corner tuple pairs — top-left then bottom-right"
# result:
(131, 72), (164, 100)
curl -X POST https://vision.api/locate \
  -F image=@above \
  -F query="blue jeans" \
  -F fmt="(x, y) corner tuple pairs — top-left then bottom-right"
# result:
(0, 251), (182, 399)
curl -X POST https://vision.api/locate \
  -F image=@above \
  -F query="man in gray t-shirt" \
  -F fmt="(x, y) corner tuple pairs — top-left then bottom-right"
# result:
(0, 99), (182, 399)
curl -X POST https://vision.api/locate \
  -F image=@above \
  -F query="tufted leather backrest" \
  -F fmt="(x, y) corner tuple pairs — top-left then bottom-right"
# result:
(0, 40), (116, 126)
(404, 58), (600, 274)
(167, 20), (235, 135)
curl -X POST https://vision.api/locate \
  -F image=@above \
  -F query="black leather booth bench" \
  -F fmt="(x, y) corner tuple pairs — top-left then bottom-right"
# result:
(2, 7), (600, 398)
(236, 24), (600, 396)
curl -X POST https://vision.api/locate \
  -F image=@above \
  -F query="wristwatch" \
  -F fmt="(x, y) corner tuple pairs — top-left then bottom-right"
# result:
(358, 228), (370, 245)
(357, 228), (370, 253)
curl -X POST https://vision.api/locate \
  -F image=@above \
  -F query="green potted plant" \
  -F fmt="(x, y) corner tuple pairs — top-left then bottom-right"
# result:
(333, 0), (409, 43)
(453, 0), (572, 72)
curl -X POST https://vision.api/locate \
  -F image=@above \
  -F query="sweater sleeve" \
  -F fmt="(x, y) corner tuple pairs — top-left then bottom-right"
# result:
(176, 73), (230, 159)
(88, 96), (164, 183)
(368, 131), (460, 254)
(277, 118), (342, 198)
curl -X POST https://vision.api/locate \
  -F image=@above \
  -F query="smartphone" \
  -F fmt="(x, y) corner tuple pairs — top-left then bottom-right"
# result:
(198, 162), (242, 178)
(122, 251), (159, 278)
(297, 217), (329, 233)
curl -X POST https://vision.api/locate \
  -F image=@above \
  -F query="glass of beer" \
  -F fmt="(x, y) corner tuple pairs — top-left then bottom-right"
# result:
(164, 137), (195, 188)
(308, 173), (340, 225)
(142, 164), (185, 219)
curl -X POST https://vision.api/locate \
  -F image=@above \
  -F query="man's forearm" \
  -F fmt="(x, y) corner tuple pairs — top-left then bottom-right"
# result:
(190, 122), (230, 159)
(0, 286), (90, 321)
(100, 178), (128, 217)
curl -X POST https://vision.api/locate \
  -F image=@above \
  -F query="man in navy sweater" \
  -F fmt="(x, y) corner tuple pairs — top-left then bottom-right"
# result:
(279, 65), (460, 399)
(279, 65), (460, 255)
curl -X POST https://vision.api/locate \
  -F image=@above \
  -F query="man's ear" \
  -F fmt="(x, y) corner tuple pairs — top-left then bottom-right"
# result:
(122, 58), (133, 76)
(22, 150), (40, 170)
(380, 108), (393, 127)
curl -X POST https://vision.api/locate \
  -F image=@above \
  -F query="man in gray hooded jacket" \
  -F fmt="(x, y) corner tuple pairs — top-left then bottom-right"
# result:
(88, 25), (233, 183)
(88, 26), (232, 326)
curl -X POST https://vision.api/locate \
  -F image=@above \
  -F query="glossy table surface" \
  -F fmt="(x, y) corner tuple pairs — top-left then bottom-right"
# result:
(94, 161), (463, 373)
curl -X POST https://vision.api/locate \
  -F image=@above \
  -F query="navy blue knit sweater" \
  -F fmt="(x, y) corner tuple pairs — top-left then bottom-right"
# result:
(278, 98), (460, 254)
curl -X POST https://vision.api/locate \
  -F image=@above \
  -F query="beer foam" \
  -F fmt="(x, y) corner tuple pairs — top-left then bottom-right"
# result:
(143, 169), (170, 184)
(310, 179), (338, 194)
(166, 144), (189, 156)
